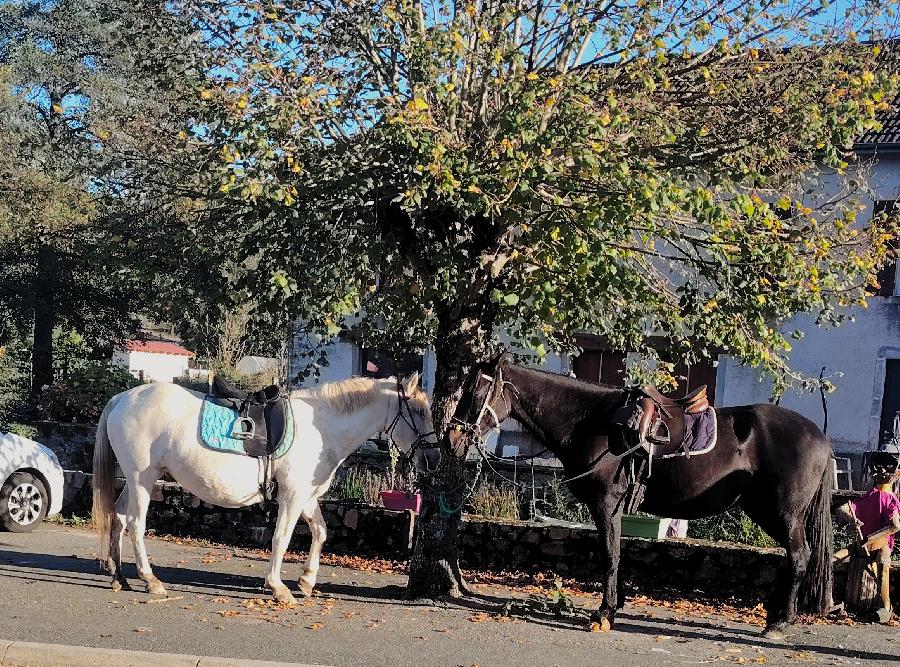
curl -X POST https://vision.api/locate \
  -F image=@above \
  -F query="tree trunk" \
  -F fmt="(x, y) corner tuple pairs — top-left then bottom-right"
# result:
(406, 314), (485, 599)
(31, 244), (56, 397)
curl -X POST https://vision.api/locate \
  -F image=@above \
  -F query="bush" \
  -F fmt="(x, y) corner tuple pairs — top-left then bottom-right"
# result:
(38, 362), (142, 423)
(687, 507), (778, 548)
(328, 466), (388, 505)
(536, 476), (594, 524)
(469, 480), (521, 520)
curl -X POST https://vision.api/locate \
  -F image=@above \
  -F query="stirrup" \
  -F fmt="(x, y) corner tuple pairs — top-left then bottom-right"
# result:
(233, 416), (256, 440)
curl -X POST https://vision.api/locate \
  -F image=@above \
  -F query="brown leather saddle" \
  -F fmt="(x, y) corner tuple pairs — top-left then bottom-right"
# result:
(207, 376), (289, 458)
(637, 385), (709, 456)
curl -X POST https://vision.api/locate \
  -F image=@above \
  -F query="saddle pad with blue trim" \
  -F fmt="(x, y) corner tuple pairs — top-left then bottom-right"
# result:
(199, 398), (294, 459)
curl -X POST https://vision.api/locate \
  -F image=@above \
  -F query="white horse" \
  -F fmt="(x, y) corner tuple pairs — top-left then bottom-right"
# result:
(92, 372), (434, 604)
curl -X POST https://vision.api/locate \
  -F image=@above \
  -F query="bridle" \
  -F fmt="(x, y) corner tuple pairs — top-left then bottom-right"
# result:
(384, 377), (437, 461)
(450, 367), (509, 440)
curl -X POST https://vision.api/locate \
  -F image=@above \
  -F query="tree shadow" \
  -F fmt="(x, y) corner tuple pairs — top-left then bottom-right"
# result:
(3, 547), (898, 664)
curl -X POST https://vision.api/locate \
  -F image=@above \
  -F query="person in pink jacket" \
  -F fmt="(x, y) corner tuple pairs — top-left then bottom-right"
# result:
(836, 445), (900, 623)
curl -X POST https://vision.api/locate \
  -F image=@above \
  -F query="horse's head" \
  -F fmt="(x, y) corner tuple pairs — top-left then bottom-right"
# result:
(449, 351), (512, 453)
(385, 371), (438, 458)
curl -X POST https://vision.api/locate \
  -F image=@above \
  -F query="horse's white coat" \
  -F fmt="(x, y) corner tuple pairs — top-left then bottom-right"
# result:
(92, 373), (434, 604)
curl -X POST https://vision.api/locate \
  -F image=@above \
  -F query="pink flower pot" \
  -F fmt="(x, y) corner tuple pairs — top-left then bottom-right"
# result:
(380, 490), (422, 513)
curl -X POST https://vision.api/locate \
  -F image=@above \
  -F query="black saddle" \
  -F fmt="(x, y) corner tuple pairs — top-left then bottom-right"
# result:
(207, 376), (288, 458)
(212, 375), (281, 405)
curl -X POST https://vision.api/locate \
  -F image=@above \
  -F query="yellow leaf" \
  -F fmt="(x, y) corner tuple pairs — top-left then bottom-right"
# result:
(406, 98), (429, 111)
(200, 90), (212, 100)
(52, 103), (63, 113)
(588, 618), (610, 632)
(526, 72), (539, 81)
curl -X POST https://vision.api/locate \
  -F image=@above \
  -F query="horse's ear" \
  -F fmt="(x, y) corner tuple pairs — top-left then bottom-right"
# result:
(403, 371), (420, 394)
(490, 348), (508, 369)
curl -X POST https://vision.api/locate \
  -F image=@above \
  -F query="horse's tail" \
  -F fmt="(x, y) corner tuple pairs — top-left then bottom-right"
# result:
(92, 393), (122, 566)
(799, 457), (834, 614)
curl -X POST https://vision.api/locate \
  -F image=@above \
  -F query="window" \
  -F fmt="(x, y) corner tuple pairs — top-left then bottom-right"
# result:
(872, 200), (899, 297)
(572, 349), (627, 386)
(359, 348), (423, 382)
(879, 359), (900, 445)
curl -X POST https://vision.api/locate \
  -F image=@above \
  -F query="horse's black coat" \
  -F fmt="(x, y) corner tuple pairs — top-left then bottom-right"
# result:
(456, 356), (834, 635)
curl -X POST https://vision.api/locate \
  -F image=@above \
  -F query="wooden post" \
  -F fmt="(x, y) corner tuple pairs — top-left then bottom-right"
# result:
(845, 552), (880, 614)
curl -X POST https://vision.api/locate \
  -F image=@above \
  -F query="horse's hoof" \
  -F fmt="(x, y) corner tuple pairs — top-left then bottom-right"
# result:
(111, 579), (122, 592)
(298, 579), (315, 597)
(590, 609), (614, 626)
(146, 581), (168, 596)
(762, 625), (786, 640)
(272, 587), (297, 606)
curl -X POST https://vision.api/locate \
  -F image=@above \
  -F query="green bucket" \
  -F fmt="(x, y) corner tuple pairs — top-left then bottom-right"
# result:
(621, 514), (667, 539)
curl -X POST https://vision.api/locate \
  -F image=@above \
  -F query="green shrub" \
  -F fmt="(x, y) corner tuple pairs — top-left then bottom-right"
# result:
(469, 480), (521, 520)
(38, 362), (142, 423)
(687, 507), (778, 548)
(329, 467), (387, 505)
(537, 476), (594, 524)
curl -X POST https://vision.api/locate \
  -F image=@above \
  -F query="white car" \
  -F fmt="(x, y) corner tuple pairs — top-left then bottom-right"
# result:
(0, 431), (64, 532)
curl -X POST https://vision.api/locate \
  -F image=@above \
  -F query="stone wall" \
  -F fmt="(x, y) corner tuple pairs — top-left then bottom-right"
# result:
(32, 421), (96, 472)
(61, 472), (897, 605)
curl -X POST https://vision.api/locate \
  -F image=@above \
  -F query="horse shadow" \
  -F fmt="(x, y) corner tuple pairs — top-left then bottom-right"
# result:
(2, 547), (898, 664)
(0, 547), (264, 597)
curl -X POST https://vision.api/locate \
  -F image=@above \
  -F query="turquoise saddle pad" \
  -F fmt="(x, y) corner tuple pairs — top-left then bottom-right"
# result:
(198, 399), (294, 459)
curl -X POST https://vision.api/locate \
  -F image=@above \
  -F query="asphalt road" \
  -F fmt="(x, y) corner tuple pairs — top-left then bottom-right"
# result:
(1, 525), (898, 666)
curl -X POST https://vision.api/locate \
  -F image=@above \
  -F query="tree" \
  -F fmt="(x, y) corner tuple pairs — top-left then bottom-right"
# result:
(180, 0), (897, 597)
(0, 0), (202, 399)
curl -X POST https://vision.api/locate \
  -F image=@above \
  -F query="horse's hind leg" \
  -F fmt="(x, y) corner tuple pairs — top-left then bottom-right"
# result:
(108, 488), (130, 592)
(126, 472), (167, 596)
(298, 501), (326, 597)
(742, 502), (809, 638)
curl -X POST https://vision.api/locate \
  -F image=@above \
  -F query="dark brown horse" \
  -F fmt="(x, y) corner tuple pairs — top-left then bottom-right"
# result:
(454, 355), (834, 638)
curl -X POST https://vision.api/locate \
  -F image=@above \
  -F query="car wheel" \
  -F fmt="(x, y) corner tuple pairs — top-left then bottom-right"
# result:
(0, 472), (49, 532)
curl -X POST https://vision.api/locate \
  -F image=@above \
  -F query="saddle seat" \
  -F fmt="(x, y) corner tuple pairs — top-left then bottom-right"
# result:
(637, 385), (710, 457)
(204, 375), (290, 458)
(211, 375), (281, 405)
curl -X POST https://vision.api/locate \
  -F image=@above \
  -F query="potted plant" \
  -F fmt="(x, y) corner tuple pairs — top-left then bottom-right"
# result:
(379, 442), (423, 513)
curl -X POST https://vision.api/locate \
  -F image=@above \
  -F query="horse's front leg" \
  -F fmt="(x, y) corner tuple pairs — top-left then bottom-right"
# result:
(589, 493), (624, 626)
(298, 500), (327, 597)
(264, 492), (303, 606)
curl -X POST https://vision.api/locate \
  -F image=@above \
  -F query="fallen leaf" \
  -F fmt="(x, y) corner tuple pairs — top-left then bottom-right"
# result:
(588, 618), (611, 633)
(145, 596), (185, 604)
(133, 627), (152, 633)
(310, 622), (324, 630)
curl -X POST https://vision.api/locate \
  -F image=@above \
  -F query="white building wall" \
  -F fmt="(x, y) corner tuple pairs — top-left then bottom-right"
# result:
(717, 153), (900, 455)
(112, 350), (190, 383)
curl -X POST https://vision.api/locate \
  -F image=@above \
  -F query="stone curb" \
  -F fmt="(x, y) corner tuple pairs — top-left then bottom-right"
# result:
(0, 640), (326, 667)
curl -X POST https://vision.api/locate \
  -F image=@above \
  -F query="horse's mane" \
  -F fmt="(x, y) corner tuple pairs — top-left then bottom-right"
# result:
(505, 362), (624, 398)
(293, 377), (382, 414)
(293, 376), (427, 415)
